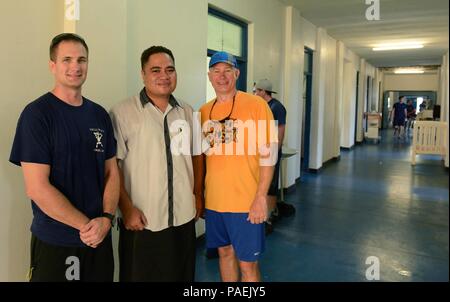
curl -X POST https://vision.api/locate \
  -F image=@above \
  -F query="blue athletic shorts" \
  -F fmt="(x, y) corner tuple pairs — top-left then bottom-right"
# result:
(205, 209), (265, 262)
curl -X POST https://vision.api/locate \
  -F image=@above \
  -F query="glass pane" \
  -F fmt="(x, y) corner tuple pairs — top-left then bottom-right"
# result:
(207, 14), (243, 57)
(222, 20), (242, 57)
(207, 15), (223, 52)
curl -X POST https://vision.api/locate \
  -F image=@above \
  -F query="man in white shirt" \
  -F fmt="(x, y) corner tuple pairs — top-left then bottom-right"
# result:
(110, 46), (204, 281)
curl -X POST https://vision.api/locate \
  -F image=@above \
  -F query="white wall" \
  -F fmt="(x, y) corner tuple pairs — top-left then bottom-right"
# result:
(334, 41), (345, 158)
(0, 0), (63, 281)
(440, 52), (449, 167)
(384, 73), (439, 91)
(127, 0), (208, 110)
(301, 17), (317, 51)
(341, 61), (357, 148)
(281, 6), (303, 187)
(356, 59), (366, 142)
(77, 0), (127, 108)
(322, 35), (337, 163)
(309, 28), (327, 170)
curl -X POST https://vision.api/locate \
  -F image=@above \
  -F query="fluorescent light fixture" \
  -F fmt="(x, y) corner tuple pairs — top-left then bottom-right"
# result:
(373, 44), (424, 51)
(394, 69), (424, 74)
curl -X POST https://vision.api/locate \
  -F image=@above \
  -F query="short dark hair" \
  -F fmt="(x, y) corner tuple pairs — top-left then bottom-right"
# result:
(141, 46), (175, 69)
(50, 33), (89, 62)
(399, 96), (406, 100)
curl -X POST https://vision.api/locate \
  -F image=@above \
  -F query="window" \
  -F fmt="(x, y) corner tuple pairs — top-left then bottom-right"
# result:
(206, 7), (248, 101)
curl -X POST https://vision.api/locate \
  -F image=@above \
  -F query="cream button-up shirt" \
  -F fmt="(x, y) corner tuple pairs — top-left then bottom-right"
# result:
(110, 89), (197, 231)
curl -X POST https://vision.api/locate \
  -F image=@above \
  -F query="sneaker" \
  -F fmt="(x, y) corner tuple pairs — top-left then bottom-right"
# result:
(277, 202), (296, 217)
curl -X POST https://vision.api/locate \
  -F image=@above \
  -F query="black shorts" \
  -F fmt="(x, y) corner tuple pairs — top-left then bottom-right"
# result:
(393, 119), (405, 127)
(29, 234), (114, 282)
(268, 150), (282, 196)
(118, 219), (196, 282)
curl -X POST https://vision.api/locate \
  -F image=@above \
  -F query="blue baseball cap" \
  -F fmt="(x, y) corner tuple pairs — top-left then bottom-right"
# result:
(209, 51), (237, 68)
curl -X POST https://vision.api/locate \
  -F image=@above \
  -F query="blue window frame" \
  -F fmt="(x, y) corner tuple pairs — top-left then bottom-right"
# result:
(207, 7), (248, 91)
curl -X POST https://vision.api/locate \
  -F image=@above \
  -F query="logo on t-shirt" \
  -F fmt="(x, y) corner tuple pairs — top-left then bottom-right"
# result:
(90, 128), (105, 153)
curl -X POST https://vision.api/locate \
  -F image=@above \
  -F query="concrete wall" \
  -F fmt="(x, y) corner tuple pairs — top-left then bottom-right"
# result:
(341, 60), (357, 148)
(383, 73), (439, 92)
(0, 0), (65, 282)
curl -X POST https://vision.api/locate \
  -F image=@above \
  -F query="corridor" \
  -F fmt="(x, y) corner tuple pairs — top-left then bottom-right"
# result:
(195, 130), (449, 281)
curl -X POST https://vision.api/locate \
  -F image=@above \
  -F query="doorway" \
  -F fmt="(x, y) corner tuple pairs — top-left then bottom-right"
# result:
(301, 48), (313, 173)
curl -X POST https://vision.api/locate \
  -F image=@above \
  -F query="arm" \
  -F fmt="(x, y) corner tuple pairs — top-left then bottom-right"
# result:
(192, 154), (205, 220)
(21, 162), (89, 230)
(247, 165), (274, 224)
(79, 157), (120, 247)
(278, 124), (286, 149)
(102, 157), (120, 215)
(389, 108), (395, 121)
(117, 164), (147, 231)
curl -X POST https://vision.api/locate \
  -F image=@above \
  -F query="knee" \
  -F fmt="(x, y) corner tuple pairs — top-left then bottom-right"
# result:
(239, 261), (258, 277)
(218, 245), (235, 259)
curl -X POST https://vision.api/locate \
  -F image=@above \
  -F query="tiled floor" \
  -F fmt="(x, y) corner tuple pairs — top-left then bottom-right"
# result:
(195, 130), (449, 281)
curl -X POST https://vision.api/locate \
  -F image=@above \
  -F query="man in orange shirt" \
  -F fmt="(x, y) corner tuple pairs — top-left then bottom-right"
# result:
(199, 51), (276, 282)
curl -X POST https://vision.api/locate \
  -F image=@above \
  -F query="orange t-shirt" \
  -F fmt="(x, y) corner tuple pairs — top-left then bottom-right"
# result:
(199, 91), (276, 213)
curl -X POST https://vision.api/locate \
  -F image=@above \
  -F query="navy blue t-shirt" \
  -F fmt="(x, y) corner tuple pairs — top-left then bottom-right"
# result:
(268, 98), (287, 162)
(393, 102), (407, 121)
(9, 92), (116, 247)
(268, 98), (287, 126)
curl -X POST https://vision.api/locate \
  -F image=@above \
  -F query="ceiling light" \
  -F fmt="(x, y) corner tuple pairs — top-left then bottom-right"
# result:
(373, 44), (424, 51)
(394, 69), (424, 74)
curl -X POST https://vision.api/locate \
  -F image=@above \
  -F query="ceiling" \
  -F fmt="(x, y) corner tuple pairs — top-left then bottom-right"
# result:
(281, 0), (449, 67)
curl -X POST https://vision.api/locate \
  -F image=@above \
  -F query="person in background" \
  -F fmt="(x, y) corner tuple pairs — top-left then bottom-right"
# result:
(389, 95), (408, 140)
(406, 99), (416, 134)
(254, 79), (286, 234)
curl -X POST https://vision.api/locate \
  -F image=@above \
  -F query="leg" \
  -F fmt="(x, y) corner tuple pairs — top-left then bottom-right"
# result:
(218, 245), (239, 282)
(393, 126), (399, 138)
(118, 219), (135, 281)
(29, 235), (79, 282)
(267, 195), (277, 213)
(399, 126), (404, 138)
(239, 260), (260, 282)
(83, 235), (114, 281)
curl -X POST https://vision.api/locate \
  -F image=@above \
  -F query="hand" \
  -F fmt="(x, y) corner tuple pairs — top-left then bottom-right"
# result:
(122, 205), (147, 231)
(247, 194), (268, 224)
(79, 217), (111, 248)
(194, 194), (205, 221)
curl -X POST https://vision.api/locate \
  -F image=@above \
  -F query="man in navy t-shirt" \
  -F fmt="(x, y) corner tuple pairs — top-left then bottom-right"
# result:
(254, 79), (287, 233)
(389, 96), (408, 139)
(9, 33), (119, 281)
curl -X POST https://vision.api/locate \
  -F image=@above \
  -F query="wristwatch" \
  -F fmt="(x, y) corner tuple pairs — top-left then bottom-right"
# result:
(101, 212), (116, 227)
